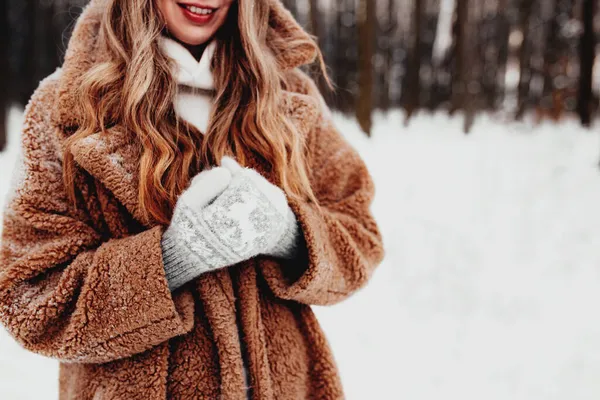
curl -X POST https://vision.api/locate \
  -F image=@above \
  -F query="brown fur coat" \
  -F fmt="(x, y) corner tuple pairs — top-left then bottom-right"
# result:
(0, 1), (384, 399)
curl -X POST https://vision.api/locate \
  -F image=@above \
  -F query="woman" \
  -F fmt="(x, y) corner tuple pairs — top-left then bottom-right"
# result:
(0, 0), (384, 399)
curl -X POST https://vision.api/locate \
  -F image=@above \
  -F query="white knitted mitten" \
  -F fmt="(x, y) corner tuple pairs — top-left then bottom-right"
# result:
(162, 157), (301, 291)
(219, 157), (301, 260)
(161, 166), (232, 290)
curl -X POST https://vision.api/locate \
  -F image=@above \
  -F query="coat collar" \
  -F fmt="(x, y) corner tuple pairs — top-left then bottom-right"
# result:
(58, 1), (322, 227)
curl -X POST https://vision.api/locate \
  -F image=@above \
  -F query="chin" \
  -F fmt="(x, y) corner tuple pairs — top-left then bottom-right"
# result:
(178, 31), (213, 46)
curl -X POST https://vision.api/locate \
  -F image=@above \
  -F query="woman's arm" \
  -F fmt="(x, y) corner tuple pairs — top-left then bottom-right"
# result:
(0, 77), (194, 364)
(260, 92), (385, 306)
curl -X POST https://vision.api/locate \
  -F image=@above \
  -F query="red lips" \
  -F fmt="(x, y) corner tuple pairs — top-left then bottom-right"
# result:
(177, 3), (217, 25)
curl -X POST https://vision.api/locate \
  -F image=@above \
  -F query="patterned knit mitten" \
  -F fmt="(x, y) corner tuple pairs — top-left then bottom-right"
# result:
(162, 158), (300, 291)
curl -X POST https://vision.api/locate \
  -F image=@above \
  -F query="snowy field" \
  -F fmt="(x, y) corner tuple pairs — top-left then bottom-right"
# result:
(2, 107), (600, 399)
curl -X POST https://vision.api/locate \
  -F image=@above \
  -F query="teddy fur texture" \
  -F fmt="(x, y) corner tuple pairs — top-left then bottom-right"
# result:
(0, 1), (385, 399)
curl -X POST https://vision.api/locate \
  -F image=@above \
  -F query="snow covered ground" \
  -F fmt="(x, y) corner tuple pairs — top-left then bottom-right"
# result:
(2, 107), (600, 399)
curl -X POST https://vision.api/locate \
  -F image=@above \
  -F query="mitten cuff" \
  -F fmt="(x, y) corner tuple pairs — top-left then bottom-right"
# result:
(161, 227), (197, 291)
(266, 207), (303, 260)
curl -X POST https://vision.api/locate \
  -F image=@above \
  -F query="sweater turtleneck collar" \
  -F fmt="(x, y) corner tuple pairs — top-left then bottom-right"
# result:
(159, 36), (216, 91)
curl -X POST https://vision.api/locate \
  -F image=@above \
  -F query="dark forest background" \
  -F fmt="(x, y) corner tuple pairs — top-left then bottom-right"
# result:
(0, 0), (598, 150)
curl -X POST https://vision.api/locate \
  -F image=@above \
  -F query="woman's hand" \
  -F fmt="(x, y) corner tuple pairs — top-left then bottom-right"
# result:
(161, 158), (301, 291)
(218, 156), (300, 260)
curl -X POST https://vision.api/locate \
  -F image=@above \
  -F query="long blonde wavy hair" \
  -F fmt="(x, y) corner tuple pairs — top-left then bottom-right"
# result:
(63, 0), (327, 225)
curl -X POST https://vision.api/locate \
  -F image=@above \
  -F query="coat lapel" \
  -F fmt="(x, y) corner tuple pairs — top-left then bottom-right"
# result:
(68, 127), (149, 225)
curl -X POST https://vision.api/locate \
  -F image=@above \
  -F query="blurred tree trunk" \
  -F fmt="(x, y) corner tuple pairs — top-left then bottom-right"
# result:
(335, 0), (356, 112)
(480, 3), (509, 110)
(450, 0), (474, 132)
(424, 8), (442, 110)
(578, 0), (596, 127)
(463, 3), (476, 133)
(334, 0), (343, 102)
(308, 0), (320, 52)
(404, 0), (423, 123)
(450, 0), (468, 115)
(541, 0), (560, 112)
(516, 0), (533, 120)
(46, 2), (61, 74)
(381, 0), (398, 110)
(494, 1), (510, 110)
(22, 0), (38, 105)
(356, 0), (375, 135)
(308, 0), (331, 100)
(0, 0), (8, 150)
(309, 0), (319, 39)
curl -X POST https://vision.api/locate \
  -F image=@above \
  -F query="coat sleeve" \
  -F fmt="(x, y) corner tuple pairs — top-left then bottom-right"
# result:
(260, 90), (385, 306)
(0, 76), (195, 364)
